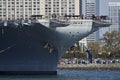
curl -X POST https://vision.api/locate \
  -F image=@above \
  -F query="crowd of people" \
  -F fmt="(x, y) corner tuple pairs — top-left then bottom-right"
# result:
(58, 58), (120, 65)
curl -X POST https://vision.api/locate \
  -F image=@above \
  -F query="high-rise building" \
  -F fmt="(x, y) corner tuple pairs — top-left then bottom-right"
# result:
(81, 0), (100, 43)
(99, 0), (120, 41)
(82, 0), (99, 18)
(0, 0), (45, 20)
(109, 2), (120, 32)
(45, 0), (80, 18)
(0, 0), (80, 20)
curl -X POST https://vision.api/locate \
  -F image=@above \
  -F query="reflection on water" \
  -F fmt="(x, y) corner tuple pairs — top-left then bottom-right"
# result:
(0, 70), (120, 80)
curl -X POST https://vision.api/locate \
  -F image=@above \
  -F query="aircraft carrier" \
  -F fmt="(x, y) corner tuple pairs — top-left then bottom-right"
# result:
(0, 15), (111, 75)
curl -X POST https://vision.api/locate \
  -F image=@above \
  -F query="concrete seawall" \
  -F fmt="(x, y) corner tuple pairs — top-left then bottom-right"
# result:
(58, 63), (120, 70)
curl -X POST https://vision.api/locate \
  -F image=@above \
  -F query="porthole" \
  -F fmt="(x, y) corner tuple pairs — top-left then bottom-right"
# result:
(72, 35), (75, 37)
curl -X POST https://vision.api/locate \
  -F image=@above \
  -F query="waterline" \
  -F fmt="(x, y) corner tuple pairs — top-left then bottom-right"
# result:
(0, 70), (120, 80)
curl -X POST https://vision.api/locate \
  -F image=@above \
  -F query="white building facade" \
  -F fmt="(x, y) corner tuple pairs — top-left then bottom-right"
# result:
(0, 0), (80, 20)
(0, 0), (45, 20)
(79, 38), (87, 52)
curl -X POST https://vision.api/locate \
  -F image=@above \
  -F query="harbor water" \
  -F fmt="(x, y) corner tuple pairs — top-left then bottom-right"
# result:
(0, 70), (120, 80)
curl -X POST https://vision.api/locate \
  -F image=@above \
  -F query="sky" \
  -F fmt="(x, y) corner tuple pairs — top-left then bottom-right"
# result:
(100, 0), (120, 15)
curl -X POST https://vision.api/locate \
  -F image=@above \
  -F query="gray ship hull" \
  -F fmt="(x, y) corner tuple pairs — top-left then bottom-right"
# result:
(0, 20), (110, 75)
(0, 23), (60, 75)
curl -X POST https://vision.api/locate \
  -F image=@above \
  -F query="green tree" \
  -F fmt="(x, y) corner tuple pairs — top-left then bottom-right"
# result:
(62, 42), (86, 59)
(101, 31), (120, 58)
(87, 42), (103, 58)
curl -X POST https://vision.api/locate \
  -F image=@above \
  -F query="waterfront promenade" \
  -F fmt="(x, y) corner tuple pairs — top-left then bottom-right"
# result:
(58, 58), (120, 70)
(58, 63), (120, 70)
